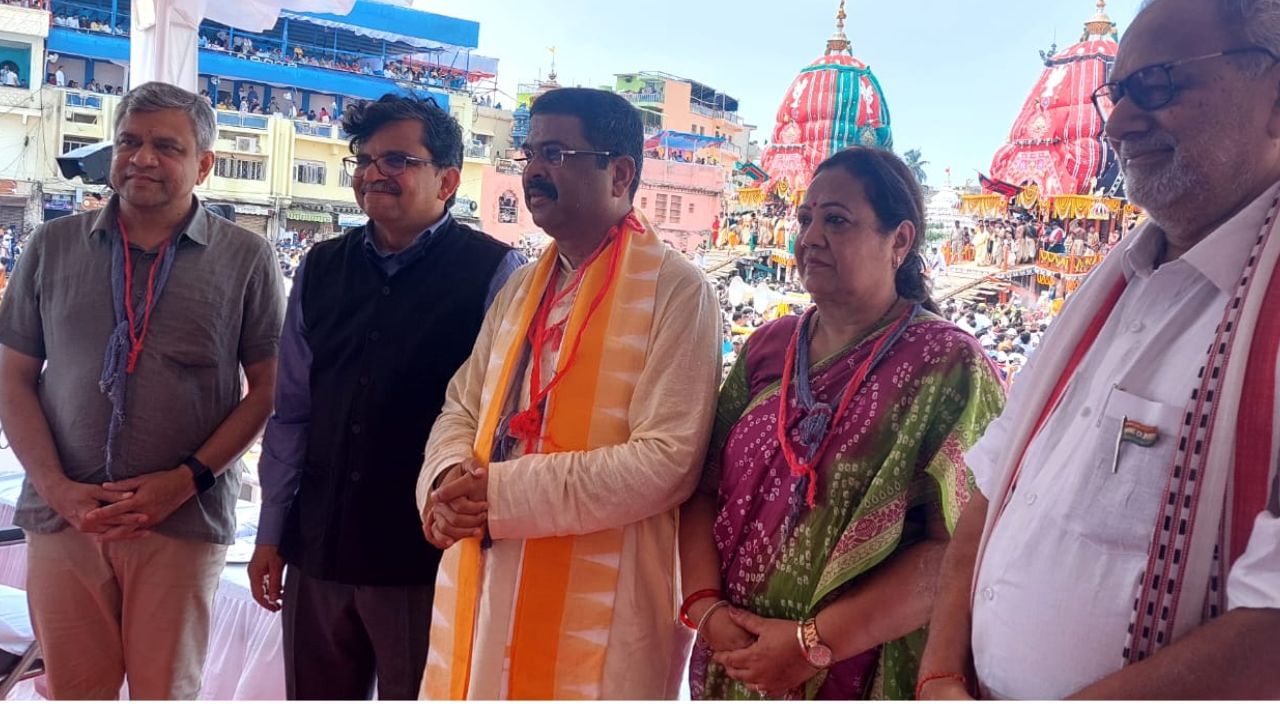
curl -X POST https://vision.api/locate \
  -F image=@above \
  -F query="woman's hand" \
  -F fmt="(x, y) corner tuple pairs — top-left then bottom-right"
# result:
(917, 677), (976, 700)
(699, 604), (754, 653)
(711, 608), (821, 698)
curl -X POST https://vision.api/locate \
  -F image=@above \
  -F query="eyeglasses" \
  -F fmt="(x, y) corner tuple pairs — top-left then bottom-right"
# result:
(514, 143), (619, 168)
(341, 153), (440, 177)
(1092, 46), (1279, 119)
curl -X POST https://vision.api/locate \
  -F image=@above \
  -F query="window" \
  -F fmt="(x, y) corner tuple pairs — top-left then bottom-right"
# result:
(339, 167), (353, 187)
(214, 156), (265, 181)
(668, 194), (682, 224)
(498, 190), (518, 224)
(294, 161), (326, 185)
(62, 136), (95, 154)
(654, 193), (668, 223)
(640, 196), (647, 210)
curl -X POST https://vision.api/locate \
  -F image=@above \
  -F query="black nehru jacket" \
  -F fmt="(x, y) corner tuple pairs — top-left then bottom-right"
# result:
(280, 219), (512, 585)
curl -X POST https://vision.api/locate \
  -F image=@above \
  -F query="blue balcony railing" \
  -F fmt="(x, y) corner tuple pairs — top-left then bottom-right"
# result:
(294, 120), (337, 138)
(217, 111), (270, 130)
(64, 91), (104, 109)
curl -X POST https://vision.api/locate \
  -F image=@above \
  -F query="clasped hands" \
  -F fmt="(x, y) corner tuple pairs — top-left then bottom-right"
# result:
(41, 467), (197, 543)
(422, 458), (489, 549)
(696, 601), (823, 698)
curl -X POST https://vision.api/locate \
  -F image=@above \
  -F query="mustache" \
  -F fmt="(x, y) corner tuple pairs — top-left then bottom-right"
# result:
(362, 180), (400, 194)
(1116, 132), (1176, 160)
(524, 178), (558, 202)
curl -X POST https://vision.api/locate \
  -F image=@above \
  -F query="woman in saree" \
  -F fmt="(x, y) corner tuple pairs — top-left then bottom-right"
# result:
(679, 147), (1005, 701)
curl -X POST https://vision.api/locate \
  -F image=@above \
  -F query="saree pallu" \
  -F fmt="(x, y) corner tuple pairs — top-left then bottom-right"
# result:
(691, 312), (1005, 700)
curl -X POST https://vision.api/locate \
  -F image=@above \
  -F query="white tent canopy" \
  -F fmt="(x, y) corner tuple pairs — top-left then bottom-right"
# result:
(128, 0), (374, 91)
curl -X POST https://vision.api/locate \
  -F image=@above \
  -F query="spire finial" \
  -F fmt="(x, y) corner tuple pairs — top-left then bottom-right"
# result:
(1084, 0), (1116, 40)
(826, 0), (852, 54)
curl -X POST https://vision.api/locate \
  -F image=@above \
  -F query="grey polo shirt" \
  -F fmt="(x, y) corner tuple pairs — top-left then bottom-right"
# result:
(0, 196), (284, 544)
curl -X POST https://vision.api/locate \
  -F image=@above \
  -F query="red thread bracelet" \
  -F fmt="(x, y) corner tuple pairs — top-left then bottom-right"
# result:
(679, 589), (723, 629)
(915, 672), (969, 699)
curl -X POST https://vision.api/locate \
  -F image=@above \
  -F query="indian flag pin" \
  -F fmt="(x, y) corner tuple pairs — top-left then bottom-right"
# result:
(1113, 415), (1160, 473)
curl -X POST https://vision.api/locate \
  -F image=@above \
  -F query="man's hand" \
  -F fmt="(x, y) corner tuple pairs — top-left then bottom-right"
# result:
(422, 459), (488, 549)
(712, 608), (821, 698)
(83, 467), (198, 541)
(35, 474), (142, 537)
(248, 544), (285, 612)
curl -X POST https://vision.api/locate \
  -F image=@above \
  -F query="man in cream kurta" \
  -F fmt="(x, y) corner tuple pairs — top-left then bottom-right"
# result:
(414, 88), (722, 699)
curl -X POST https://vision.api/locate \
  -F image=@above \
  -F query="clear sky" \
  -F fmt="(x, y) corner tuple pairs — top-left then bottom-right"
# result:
(416, 0), (1143, 188)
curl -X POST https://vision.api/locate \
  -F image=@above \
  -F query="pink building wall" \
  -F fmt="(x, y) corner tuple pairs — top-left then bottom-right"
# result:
(476, 165), (544, 247)
(475, 159), (727, 254)
(636, 160), (726, 253)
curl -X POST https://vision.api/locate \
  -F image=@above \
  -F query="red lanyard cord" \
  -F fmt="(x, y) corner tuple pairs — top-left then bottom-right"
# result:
(508, 224), (630, 451)
(776, 305), (917, 509)
(117, 218), (171, 374)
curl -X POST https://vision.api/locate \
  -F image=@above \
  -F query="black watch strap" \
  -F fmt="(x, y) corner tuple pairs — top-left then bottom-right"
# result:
(182, 456), (216, 494)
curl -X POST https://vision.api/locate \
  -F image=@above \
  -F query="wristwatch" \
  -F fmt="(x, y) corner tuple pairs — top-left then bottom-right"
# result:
(182, 456), (217, 494)
(797, 617), (833, 669)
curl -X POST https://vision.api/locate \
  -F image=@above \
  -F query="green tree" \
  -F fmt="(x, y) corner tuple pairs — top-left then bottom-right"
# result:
(903, 148), (929, 186)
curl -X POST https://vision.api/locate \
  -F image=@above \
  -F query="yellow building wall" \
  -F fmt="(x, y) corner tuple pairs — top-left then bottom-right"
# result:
(290, 132), (354, 204)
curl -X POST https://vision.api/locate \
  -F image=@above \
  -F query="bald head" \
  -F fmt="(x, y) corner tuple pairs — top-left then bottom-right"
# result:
(1106, 0), (1280, 250)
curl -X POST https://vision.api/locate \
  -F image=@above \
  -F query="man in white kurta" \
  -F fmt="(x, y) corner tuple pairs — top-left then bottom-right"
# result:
(917, 0), (1280, 700)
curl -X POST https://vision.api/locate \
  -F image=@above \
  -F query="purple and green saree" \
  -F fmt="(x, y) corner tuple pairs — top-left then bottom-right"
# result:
(690, 309), (1005, 700)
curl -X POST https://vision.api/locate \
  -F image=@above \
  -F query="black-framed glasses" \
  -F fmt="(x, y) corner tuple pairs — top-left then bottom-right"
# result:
(514, 143), (619, 168)
(1092, 46), (1280, 119)
(341, 152), (439, 177)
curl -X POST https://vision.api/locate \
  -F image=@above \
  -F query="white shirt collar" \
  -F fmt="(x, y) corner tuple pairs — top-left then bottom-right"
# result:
(1122, 181), (1280, 293)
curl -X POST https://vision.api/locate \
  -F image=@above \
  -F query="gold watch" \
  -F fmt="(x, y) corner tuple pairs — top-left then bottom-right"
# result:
(797, 617), (833, 669)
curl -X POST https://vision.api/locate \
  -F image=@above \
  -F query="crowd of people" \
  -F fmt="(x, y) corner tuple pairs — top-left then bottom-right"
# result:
(713, 210), (798, 253)
(1, 0), (1279, 705)
(45, 6), (472, 100)
(945, 216), (1130, 268)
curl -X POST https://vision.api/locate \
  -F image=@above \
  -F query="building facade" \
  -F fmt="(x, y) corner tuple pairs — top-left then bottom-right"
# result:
(4, 0), (518, 244)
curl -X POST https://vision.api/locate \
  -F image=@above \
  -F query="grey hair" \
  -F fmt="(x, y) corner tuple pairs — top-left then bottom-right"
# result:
(113, 81), (216, 152)
(1140, 0), (1280, 73)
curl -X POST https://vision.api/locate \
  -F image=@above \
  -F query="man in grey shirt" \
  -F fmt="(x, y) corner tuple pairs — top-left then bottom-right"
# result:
(0, 82), (284, 699)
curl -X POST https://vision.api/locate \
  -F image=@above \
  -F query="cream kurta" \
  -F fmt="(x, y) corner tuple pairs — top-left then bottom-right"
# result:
(417, 242), (722, 699)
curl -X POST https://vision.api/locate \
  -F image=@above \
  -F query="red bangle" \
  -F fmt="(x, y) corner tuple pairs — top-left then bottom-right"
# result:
(679, 589), (723, 629)
(915, 672), (968, 699)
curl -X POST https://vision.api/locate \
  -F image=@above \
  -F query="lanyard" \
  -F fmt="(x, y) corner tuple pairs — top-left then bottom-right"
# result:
(776, 303), (918, 509)
(507, 224), (629, 452)
(116, 218), (171, 374)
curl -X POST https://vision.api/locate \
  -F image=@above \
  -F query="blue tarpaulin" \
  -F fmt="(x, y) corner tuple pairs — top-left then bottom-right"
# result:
(644, 130), (725, 152)
(286, 0), (479, 49)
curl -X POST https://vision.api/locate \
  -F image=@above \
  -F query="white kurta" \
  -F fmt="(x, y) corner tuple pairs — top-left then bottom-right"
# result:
(967, 183), (1280, 700)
